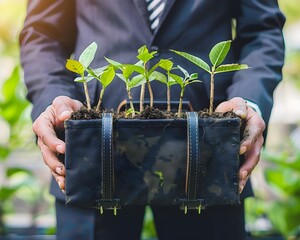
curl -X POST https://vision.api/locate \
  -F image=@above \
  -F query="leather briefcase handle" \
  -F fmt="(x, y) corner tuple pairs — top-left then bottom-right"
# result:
(179, 112), (204, 214)
(96, 113), (120, 215)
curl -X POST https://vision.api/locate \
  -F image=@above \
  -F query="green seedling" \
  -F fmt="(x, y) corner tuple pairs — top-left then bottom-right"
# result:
(171, 40), (249, 115)
(87, 65), (115, 112)
(66, 42), (98, 111)
(156, 59), (177, 112)
(105, 57), (146, 118)
(136, 45), (168, 111)
(167, 66), (201, 117)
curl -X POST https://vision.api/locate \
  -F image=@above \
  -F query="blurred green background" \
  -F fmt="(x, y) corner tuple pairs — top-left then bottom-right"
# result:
(0, 0), (300, 239)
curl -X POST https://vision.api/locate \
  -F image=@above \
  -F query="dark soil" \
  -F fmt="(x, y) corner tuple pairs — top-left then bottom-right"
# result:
(69, 106), (238, 120)
(70, 107), (108, 120)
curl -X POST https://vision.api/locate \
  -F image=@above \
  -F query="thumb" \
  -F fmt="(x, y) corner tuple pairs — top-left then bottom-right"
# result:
(52, 96), (83, 122)
(215, 97), (247, 119)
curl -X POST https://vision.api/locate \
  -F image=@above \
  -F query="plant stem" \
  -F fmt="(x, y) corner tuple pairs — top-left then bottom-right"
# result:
(127, 86), (135, 118)
(140, 83), (145, 112)
(83, 81), (91, 111)
(147, 80), (154, 108)
(167, 85), (171, 112)
(209, 72), (215, 116)
(96, 87), (105, 112)
(178, 88), (185, 117)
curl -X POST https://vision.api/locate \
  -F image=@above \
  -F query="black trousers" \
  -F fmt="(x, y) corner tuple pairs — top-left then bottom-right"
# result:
(55, 200), (246, 240)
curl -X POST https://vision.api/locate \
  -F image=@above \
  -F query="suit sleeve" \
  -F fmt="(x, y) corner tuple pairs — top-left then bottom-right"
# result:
(228, 0), (285, 125)
(19, 0), (81, 121)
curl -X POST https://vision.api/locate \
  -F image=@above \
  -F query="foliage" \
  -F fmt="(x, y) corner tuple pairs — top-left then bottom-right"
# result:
(263, 150), (300, 238)
(0, 0), (55, 235)
(106, 57), (145, 117)
(246, 147), (300, 239)
(66, 41), (248, 118)
(279, 0), (300, 26)
(66, 42), (98, 111)
(166, 65), (200, 116)
(136, 45), (167, 110)
(171, 40), (249, 115)
(0, 66), (35, 235)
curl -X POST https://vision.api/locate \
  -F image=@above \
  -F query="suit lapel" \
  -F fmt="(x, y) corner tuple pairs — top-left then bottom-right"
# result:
(153, 0), (176, 34)
(157, 0), (176, 29)
(131, 0), (152, 35)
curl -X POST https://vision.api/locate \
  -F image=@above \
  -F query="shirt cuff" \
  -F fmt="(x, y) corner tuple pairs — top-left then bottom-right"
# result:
(246, 100), (262, 117)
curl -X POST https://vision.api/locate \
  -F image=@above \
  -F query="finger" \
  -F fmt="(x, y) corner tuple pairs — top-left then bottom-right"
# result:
(238, 135), (264, 192)
(239, 175), (250, 194)
(215, 97), (247, 118)
(240, 108), (265, 155)
(38, 138), (66, 177)
(33, 109), (66, 154)
(52, 96), (83, 122)
(52, 171), (66, 191)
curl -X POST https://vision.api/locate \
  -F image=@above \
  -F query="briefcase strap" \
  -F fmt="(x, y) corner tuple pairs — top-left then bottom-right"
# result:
(179, 112), (204, 214)
(96, 113), (120, 215)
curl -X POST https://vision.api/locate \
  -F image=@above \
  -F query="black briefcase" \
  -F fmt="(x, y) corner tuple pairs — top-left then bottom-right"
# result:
(64, 110), (241, 214)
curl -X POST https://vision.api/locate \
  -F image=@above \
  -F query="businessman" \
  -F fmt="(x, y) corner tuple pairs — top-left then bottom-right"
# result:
(20, 0), (285, 239)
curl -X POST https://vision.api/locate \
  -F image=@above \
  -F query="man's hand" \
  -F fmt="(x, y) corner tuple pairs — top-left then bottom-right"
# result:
(32, 96), (83, 192)
(215, 97), (266, 194)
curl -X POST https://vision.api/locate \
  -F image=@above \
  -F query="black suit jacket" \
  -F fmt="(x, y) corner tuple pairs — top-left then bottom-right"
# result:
(20, 0), (285, 201)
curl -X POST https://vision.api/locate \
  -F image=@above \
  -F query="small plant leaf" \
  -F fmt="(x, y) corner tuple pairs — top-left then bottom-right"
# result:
(116, 73), (127, 83)
(209, 40), (231, 67)
(170, 50), (210, 73)
(185, 79), (202, 87)
(74, 75), (94, 83)
(137, 45), (155, 63)
(129, 75), (146, 88)
(150, 71), (167, 83)
(168, 73), (183, 87)
(74, 76), (84, 82)
(177, 65), (189, 79)
(190, 73), (199, 80)
(158, 59), (173, 71)
(88, 66), (108, 77)
(66, 59), (85, 75)
(215, 63), (249, 74)
(100, 66), (115, 87)
(167, 77), (177, 87)
(124, 64), (144, 75)
(148, 59), (172, 75)
(123, 65), (138, 80)
(105, 57), (123, 70)
(79, 42), (97, 68)
(125, 108), (139, 118)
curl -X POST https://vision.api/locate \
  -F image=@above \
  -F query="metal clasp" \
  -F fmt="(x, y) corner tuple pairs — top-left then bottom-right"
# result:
(178, 199), (205, 215)
(96, 199), (121, 216)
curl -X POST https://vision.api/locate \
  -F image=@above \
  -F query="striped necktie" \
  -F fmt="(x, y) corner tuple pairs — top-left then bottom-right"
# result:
(145, 0), (166, 31)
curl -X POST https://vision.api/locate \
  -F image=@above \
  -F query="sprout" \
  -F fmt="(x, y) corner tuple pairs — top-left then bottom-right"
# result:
(171, 40), (249, 115)
(167, 66), (201, 117)
(66, 42), (98, 111)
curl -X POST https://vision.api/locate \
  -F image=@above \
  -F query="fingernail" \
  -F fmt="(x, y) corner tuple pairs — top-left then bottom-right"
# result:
(240, 170), (248, 180)
(56, 145), (64, 154)
(239, 184), (244, 194)
(239, 146), (247, 155)
(56, 166), (63, 175)
(235, 110), (246, 118)
(60, 110), (71, 119)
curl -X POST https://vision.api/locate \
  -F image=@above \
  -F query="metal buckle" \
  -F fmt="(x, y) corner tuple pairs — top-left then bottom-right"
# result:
(178, 199), (204, 214)
(96, 199), (121, 215)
